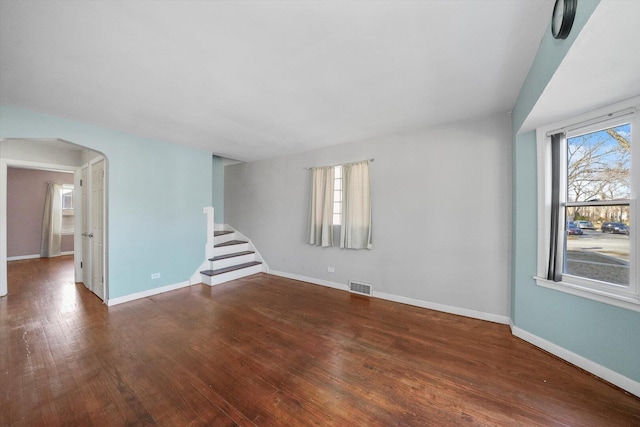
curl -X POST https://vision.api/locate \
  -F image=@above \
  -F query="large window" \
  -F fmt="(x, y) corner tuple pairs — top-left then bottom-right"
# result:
(565, 123), (630, 285)
(536, 100), (640, 312)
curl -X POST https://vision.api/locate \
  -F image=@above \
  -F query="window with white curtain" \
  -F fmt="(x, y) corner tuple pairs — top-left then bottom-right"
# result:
(340, 161), (372, 249)
(308, 160), (372, 250)
(308, 166), (335, 247)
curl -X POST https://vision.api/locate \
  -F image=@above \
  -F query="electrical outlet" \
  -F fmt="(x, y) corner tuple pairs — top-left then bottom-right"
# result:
(151, 273), (161, 279)
(328, 267), (335, 273)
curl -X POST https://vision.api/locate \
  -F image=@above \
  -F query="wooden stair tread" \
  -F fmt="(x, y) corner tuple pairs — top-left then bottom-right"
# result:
(201, 261), (262, 276)
(215, 239), (248, 247)
(214, 230), (233, 237)
(210, 251), (255, 261)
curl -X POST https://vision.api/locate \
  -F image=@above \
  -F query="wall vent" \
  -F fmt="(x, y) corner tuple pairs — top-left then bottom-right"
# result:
(348, 280), (372, 296)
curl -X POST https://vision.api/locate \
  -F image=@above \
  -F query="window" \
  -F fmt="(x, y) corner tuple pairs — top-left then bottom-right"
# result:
(308, 160), (372, 249)
(565, 123), (630, 285)
(61, 184), (74, 234)
(333, 165), (342, 225)
(536, 100), (640, 312)
(61, 185), (74, 212)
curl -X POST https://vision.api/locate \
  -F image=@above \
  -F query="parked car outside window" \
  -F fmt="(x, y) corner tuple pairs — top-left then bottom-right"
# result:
(601, 222), (629, 235)
(567, 222), (584, 235)
(575, 220), (595, 230)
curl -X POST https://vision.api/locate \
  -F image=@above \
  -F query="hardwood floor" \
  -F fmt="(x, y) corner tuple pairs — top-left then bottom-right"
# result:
(1, 256), (639, 426)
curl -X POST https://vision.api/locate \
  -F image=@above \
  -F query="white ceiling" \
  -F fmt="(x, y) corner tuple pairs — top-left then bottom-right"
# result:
(521, 0), (640, 133)
(0, 0), (554, 162)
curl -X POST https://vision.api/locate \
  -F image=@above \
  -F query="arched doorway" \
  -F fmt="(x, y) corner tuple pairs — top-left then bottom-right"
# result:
(0, 138), (108, 301)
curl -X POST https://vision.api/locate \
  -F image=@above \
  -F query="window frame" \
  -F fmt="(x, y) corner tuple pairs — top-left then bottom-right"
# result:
(535, 98), (640, 312)
(333, 165), (342, 225)
(61, 183), (74, 215)
(61, 183), (75, 235)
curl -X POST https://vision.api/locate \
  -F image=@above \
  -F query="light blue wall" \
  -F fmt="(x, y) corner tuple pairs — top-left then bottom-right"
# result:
(512, 0), (640, 383)
(0, 106), (212, 299)
(511, 130), (538, 326)
(212, 155), (224, 224)
(512, 0), (601, 132)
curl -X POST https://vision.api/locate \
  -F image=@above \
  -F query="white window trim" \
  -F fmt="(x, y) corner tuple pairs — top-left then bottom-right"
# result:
(534, 97), (640, 313)
(333, 165), (342, 226)
(61, 183), (75, 234)
(62, 183), (74, 216)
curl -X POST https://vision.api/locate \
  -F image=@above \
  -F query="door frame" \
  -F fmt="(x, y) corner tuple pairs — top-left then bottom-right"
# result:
(85, 156), (106, 300)
(76, 164), (88, 283)
(0, 156), (108, 300)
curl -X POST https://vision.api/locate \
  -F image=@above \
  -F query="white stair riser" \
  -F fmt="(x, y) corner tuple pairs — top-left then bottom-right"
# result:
(213, 233), (236, 245)
(214, 242), (250, 256)
(201, 264), (264, 286)
(211, 253), (256, 270)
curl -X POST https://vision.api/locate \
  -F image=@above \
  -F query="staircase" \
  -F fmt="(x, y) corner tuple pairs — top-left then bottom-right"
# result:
(199, 230), (264, 285)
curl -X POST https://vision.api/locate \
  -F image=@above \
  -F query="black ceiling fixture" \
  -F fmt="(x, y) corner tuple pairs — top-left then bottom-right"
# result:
(551, 0), (577, 39)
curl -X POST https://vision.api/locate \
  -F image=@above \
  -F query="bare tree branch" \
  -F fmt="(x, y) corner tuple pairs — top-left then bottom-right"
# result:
(606, 129), (630, 151)
(567, 127), (630, 206)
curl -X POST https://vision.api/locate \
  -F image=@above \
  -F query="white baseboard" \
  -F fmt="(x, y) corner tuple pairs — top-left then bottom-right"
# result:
(268, 270), (510, 325)
(268, 270), (347, 291)
(7, 254), (40, 261)
(511, 325), (640, 398)
(7, 251), (74, 261)
(375, 290), (510, 324)
(107, 280), (191, 306)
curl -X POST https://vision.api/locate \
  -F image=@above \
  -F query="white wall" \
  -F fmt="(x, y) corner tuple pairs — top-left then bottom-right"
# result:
(225, 113), (512, 320)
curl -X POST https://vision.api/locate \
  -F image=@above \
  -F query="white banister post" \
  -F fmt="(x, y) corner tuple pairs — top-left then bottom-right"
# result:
(204, 207), (215, 259)
(190, 207), (216, 286)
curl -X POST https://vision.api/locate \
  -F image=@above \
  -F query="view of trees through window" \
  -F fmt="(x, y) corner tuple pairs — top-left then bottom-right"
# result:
(564, 123), (631, 286)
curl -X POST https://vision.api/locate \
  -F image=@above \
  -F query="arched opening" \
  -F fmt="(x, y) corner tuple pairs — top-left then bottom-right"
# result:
(0, 138), (108, 301)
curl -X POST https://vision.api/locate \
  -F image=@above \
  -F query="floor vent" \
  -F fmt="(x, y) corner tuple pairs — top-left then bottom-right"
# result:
(348, 280), (372, 296)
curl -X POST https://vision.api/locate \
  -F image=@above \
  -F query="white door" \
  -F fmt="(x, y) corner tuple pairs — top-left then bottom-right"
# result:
(81, 165), (91, 286)
(90, 159), (105, 300)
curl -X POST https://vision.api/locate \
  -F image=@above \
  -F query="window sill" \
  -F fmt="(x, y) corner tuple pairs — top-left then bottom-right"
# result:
(534, 276), (640, 313)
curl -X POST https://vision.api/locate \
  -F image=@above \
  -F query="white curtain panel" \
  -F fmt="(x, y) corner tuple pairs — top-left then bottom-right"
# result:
(340, 161), (372, 249)
(41, 182), (62, 257)
(308, 166), (335, 247)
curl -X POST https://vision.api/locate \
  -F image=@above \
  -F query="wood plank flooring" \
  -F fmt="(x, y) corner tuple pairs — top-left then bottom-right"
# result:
(1, 256), (639, 426)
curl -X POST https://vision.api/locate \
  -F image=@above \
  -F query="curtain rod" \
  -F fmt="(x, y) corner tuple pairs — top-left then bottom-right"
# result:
(305, 158), (374, 170)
